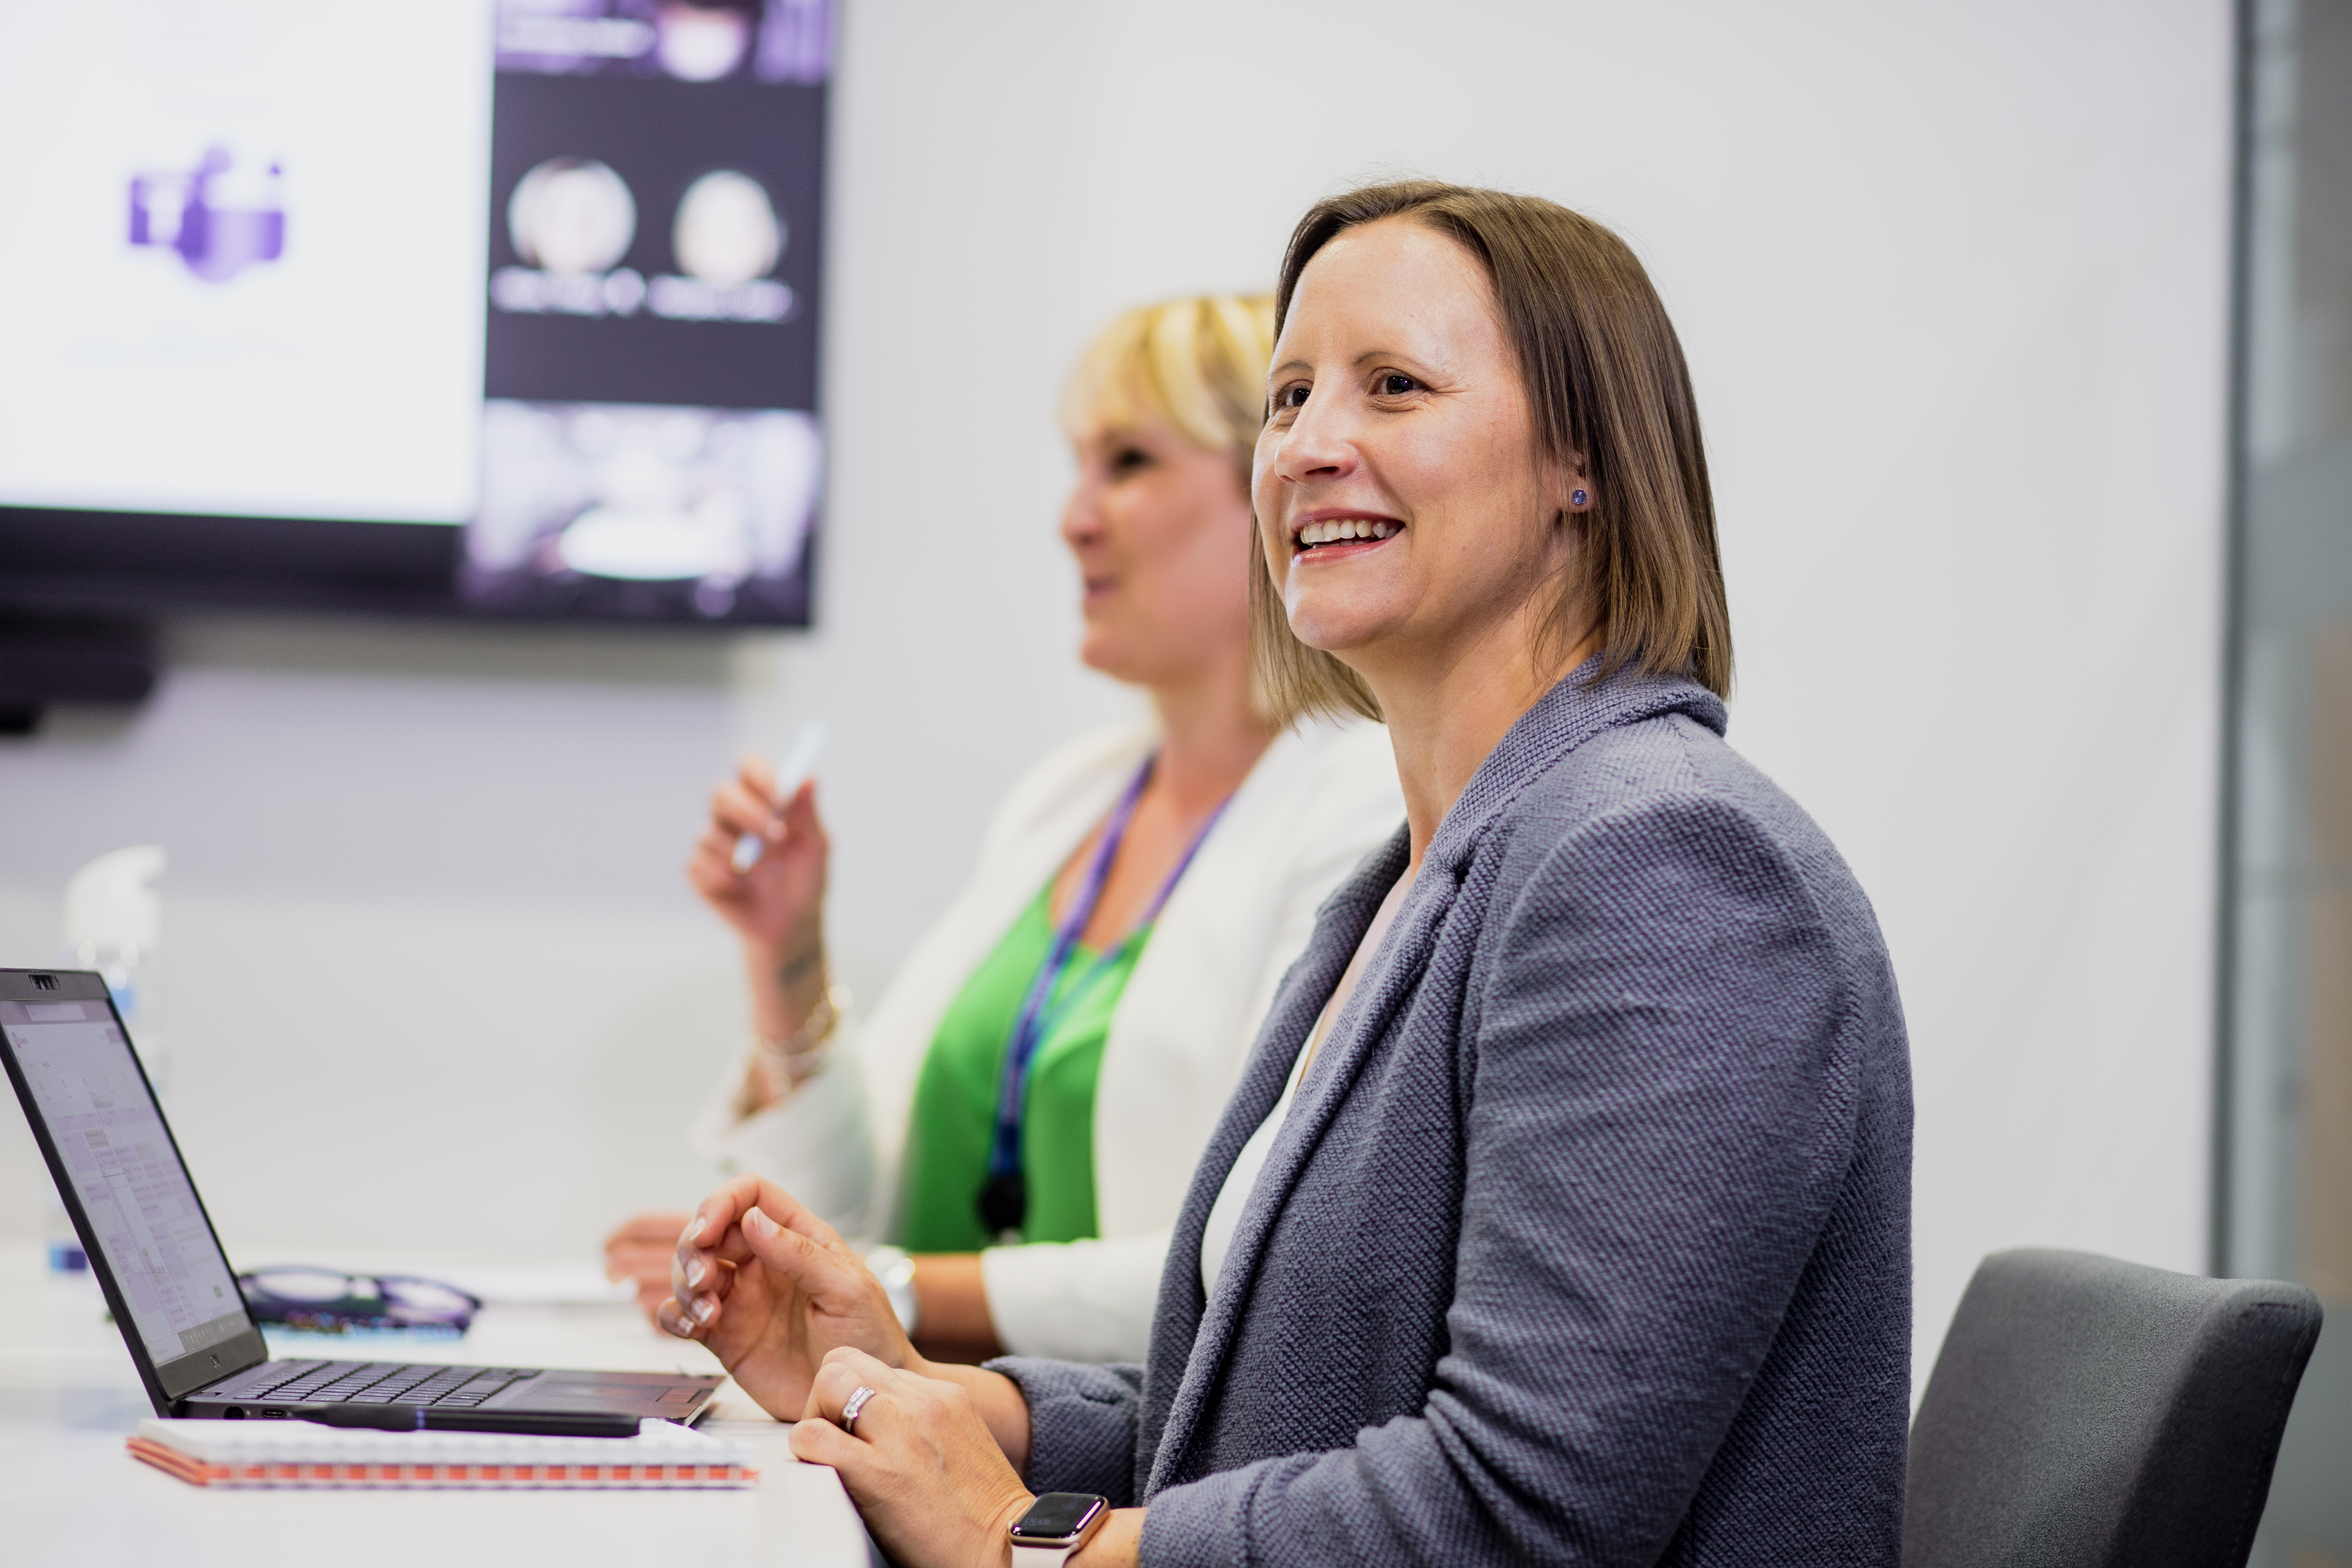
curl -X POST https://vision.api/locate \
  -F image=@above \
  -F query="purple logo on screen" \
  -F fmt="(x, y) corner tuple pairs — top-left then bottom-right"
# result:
(128, 148), (285, 283)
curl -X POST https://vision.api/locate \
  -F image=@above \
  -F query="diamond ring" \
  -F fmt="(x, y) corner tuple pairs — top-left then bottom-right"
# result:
(840, 1383), (878, 1436)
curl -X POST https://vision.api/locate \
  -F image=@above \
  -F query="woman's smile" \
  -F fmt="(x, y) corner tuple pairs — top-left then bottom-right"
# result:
(1289, 510), (1403, 560)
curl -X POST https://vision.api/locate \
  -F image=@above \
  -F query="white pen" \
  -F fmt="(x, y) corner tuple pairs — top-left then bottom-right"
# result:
(731, 722), (827, 874)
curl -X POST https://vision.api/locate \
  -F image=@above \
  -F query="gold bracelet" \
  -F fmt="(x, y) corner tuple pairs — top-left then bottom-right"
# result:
(751, 982), (851, 1101)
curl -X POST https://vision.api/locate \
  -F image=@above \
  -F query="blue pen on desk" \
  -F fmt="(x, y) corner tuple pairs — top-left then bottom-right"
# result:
(731, 722), (826, 874)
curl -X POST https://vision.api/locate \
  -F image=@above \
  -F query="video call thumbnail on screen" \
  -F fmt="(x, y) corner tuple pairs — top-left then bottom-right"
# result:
(0, 0), (832, 624)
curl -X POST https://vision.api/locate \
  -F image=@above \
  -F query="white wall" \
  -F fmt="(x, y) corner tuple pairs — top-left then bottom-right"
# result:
(0, 0), (2232, 1390)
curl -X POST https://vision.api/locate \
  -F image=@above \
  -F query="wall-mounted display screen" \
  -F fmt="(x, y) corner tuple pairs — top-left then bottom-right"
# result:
(0, 0), (829, 625)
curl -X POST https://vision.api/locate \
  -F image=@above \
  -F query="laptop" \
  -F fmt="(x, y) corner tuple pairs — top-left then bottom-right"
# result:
(0, 968), (722, 1434)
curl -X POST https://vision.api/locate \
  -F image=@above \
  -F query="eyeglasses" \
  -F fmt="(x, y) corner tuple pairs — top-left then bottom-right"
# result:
(236, 1267), (481, 1334)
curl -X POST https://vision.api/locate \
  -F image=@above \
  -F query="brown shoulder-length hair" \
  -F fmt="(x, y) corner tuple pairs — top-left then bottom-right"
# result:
(1250, 181), (1732, 724)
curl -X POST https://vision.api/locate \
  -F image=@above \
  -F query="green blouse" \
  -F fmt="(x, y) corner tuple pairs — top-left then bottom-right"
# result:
(894, 884), (1149, 1251)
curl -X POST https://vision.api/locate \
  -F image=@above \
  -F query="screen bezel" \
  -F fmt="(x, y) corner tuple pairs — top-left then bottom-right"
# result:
(0, 503), (821, 626)
(0, 507), (467, 619)
(0, 969), (268, 1411)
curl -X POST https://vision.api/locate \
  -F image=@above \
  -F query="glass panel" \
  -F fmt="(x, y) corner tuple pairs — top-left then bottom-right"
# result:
(2230, 1), (2352, 1561)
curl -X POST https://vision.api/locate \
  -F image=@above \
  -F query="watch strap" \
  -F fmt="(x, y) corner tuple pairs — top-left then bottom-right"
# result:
(1010, 1545), (1079, 1568)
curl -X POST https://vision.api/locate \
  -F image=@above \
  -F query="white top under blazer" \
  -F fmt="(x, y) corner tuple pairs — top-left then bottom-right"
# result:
(690, 716), (1404, 1362)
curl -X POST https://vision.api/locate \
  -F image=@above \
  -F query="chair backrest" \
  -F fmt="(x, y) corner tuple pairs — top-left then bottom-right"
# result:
(1904, 1247), (2322, 1568)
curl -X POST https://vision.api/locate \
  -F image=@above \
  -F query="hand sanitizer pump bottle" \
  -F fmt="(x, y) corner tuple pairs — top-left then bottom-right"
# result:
(49, 846), (167, 1273)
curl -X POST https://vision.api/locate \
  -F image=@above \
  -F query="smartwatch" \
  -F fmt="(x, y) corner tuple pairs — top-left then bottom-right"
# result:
(1008, 1491), (1111, 1565)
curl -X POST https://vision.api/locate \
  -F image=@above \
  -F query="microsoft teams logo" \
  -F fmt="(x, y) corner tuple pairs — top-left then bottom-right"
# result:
(128, 147), (285, 284)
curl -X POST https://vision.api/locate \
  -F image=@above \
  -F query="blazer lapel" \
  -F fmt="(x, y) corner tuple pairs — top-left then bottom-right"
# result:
(1145, 832), (1452, 1495)
(1136, 833), (1403, 1488)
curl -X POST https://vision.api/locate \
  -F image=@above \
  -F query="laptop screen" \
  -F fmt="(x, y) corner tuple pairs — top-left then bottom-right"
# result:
(0, 999), (253, 1367)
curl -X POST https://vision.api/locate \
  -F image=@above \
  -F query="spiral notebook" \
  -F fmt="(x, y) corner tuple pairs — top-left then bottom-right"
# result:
(127, 1417), (759, 1489)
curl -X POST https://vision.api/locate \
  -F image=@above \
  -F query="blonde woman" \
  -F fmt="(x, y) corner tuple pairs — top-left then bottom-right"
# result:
(606, 296), (1402, 1364)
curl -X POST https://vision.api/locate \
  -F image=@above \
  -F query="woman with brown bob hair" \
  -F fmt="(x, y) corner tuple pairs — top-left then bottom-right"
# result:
(658, 181), (1913, 1567)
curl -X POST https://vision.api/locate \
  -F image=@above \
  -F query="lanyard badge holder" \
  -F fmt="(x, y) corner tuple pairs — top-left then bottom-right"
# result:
(977, 756), (1228, 1240)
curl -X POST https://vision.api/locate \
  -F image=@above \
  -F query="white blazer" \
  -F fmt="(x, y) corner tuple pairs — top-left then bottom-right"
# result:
(690, 716), (1403, 1361)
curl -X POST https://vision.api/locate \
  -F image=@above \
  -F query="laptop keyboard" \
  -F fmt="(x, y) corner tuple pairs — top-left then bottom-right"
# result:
(205, 1360), (538, 1409)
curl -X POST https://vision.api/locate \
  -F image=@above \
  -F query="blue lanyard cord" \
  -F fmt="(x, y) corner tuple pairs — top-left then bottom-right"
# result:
(980, 755), (1231, 1210)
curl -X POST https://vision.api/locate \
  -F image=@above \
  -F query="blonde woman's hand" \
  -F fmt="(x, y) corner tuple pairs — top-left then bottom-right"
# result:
(686, 754), (829, 966)
(655, 1175), (914, 1420)
(603, 1210), (693, 1322)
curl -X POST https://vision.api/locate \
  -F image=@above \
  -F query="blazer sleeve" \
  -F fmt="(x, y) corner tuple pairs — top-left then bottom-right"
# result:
(989, 1357), (1149, 1505)
(1137, 793), (1867, 1567)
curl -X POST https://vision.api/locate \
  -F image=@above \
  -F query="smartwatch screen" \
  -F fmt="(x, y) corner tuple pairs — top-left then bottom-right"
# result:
(1013, 1493), (1108, 1540)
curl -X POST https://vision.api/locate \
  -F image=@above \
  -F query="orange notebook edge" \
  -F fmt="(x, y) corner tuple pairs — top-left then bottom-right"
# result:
(125, 1435), (757, 1489)
(127, 1436), (218, 1485)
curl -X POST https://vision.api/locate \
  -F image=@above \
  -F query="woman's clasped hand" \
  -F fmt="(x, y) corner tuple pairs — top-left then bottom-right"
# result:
(657, 1174), (918, 1411)
(792, 1351), (1048, 1568)
(659, 1178), (1115, 1567)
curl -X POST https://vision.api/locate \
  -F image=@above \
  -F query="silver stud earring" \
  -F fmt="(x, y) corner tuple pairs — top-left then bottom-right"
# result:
(1572, 489), (1588, 506)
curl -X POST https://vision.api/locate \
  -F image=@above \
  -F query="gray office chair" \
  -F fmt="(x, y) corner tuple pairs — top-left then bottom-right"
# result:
(1904, 1248), (2323, 1568)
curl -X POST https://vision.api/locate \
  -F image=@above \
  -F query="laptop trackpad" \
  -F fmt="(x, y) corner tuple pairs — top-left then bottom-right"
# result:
(494, 1370), (707, 1414)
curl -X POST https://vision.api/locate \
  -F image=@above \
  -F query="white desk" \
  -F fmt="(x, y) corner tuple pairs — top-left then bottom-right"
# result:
(0, 1243), (878, 1568)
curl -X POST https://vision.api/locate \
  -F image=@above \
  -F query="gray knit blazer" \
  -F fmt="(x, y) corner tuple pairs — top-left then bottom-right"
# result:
(994, 666), (1913, 1566)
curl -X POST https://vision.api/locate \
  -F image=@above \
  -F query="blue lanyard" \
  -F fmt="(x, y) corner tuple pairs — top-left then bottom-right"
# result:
(976, 754), (1230, 1236)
